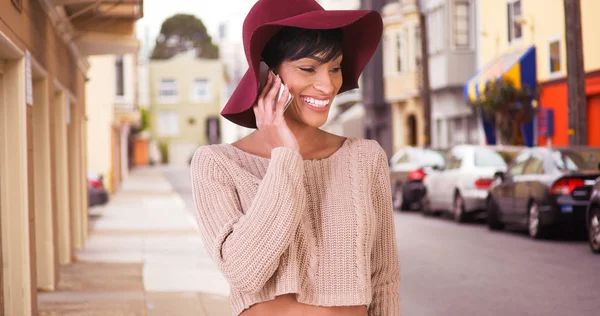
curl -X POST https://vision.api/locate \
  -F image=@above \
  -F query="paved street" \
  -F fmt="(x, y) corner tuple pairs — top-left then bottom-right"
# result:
(165, 166), (598, 316)
(396, 211), (598, 316)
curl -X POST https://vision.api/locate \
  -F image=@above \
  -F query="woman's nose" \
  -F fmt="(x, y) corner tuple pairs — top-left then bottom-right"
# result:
(313, 74), (335, 95)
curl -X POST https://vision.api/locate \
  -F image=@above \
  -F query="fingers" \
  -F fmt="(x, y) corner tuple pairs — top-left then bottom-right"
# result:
(264, 75), (281, 118)
(257, 72), (273, 115)
(275, 84), (289, 119)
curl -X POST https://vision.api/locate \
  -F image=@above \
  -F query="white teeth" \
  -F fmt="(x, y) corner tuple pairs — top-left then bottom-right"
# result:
(301, 97), (329, 107)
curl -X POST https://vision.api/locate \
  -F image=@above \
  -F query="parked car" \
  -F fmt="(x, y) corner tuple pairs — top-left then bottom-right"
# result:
(487, 147), (600, 239)
(421, 145), (522, 222)
(88, 172), (109, 207)
(389, 147), (445, 211)
(586, 177), (600, 253)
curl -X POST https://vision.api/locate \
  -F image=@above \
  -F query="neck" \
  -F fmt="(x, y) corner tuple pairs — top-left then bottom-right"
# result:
(286, 118), (324, 149)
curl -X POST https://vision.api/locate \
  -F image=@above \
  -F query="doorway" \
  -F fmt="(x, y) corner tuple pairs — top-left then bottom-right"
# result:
(407, 114), (418, 146)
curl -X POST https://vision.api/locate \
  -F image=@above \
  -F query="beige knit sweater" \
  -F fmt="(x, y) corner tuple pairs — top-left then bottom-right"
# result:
(190, 137), (401, 316)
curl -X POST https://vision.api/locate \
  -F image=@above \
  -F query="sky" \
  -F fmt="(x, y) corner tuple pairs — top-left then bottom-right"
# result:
(136, 0), (259, 53)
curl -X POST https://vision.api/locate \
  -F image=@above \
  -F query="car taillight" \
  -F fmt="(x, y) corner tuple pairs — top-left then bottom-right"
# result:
(474, 178), (494, 189)
(550, 178), (584, 195)
(409, 168), (426, 181)
(88, 179), (103, 189)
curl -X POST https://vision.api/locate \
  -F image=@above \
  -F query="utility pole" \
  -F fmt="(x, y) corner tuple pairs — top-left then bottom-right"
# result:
(564, 0), (587, 145)
(416, 0), (432, 147)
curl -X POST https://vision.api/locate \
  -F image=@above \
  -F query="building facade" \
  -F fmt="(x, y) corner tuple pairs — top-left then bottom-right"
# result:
(0, 0), (142, 315)
(474, 0), (600, 146)
(382, 0), (425, 153)
(149, 51), (225, 166)
(424, 0), (480, 148)
(86, 54), (140, 193)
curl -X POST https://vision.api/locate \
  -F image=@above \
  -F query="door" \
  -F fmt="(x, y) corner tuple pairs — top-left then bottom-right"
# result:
(588, 95), (600, 146)
(438, 147), (468, 210)
(514, 154), (544, 221)
(500, 153), (530, 221)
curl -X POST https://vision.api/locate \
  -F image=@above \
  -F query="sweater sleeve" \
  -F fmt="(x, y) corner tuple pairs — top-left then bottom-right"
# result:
(190, 146), (307, 294)
(368, 145), (402, 316)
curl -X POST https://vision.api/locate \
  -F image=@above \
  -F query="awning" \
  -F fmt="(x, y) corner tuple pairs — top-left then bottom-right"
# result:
(464, 46), (537, 102)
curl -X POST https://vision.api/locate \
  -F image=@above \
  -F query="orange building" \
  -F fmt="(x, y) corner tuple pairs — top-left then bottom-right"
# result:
(538, 72), (600, 146)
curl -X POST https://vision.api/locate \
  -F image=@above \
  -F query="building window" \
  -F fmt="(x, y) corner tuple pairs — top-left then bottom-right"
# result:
(158, 79), (177, 102)
(427, 4), (446, 55)
(549, 39), (561, 74)
(384, 34), (391, 76)
(157, 111), (180, 137)
(507, 0), (523, 42)
(453, 0), (470, 48)
(415, 25), (422, 69)
(115, 55), (124, 97)
(396, 33), (402, 73)
(192, 79), (211, 102)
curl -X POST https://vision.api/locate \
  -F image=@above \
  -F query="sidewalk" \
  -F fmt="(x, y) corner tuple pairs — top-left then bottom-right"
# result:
(38, 167), (231, 316)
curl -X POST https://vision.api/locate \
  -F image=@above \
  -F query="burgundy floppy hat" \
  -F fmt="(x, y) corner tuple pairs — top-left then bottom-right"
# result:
(220, 0), (384, 128)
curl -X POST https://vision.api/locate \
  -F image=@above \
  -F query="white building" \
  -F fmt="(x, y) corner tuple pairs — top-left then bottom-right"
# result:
(216, 20), (253, 144)
(423, 0), (481, 148)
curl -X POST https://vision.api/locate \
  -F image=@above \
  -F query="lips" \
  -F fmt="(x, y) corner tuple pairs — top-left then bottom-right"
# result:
(300, 96), (330, 112)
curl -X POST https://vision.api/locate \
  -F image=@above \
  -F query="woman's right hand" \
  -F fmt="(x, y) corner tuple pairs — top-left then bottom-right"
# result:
(253, 72), (299, 152)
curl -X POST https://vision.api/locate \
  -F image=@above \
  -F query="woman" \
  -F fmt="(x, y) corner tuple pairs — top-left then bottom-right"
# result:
(190, 0), (401, 315)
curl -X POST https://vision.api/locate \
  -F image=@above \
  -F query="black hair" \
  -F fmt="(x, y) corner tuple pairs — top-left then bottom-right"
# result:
(261, 27), (344, 69)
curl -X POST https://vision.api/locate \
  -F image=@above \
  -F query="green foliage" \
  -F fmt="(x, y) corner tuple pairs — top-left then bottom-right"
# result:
(151, 14), (219, 60)
(139, 107), (150, 131)
(158, 142), (169, 164)
(468, 78), (540, 145)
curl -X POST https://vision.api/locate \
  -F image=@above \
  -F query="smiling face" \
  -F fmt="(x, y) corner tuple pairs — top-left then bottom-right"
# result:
(261, 27), (344, 128)
(275, 54), (343, 128)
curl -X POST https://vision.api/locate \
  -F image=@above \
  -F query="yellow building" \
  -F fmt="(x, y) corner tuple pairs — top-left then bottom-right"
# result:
(382, 0), (425, 152)
(472, 0), (600, 146)
(150, 51), (225, 166)
(0, 1), (142, 315)
(86, 54), (140, 193)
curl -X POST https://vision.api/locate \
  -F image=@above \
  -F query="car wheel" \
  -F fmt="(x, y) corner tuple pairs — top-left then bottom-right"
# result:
(486, 197), (504, 231)
(453, 192), (467, 223)
(421, 194), (433, 216)
(528, 202), (547, 239)
(588, 207), (600, 254)
(392, 184), (406, 211)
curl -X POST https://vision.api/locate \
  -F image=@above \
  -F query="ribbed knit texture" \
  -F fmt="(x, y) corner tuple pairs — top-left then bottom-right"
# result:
(190, 137), (401, 316)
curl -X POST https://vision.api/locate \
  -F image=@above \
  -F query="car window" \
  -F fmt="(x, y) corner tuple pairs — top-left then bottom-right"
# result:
(508, 160), (527, 176)
(447, 147), (467, 170)
(417, 149), (445, 167)
(552, 150), (600, 171)
(390, 152), (409, 165)
(474, 148), (507, 168)
(523, 156), (544, 174)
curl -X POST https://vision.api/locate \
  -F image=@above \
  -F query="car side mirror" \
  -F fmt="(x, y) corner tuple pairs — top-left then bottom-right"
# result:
(494, 171), (505, 182)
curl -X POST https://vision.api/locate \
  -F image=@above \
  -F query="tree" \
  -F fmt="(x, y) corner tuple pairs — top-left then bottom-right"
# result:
(151, 14), (219, 60)
(468, 78), (539, 145)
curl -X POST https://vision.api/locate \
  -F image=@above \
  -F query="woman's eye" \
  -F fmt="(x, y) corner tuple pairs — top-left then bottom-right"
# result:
(299, 67), (315, 73)
(331, 67), (342, 73)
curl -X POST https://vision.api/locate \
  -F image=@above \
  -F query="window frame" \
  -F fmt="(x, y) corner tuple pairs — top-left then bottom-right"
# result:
(452, 0), (471, 49)
(547, 36), (562, 77)
(157, 78), (178, 103)
(115, 55), (125, 97)
(507, 0), (523, 44)
(191, 78), (212, 103)
(157, 111), (180, 137)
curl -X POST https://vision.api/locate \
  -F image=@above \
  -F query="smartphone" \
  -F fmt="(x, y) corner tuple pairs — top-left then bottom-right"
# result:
(258, 61), (293, 111)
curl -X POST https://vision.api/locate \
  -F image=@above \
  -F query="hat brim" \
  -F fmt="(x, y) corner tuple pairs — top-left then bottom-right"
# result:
(221, 9), (383, 129)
